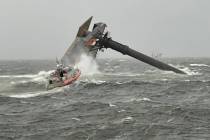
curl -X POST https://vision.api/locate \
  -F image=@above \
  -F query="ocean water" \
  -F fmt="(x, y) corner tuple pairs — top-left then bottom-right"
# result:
(0, 58), (210, 140)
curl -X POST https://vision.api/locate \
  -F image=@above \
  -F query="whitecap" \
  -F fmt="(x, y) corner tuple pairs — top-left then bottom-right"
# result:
(8, 71), (52, 85)
(10, 81), (16, 84)
(167, 118), (174, 123)
(160, 79), (169, 81)
(114, 116), (134, 124)
(180, 67), (202, 76)
(8, 92), (48, 98)
(130, 97), (151, 102)
(32, 70), (54, 82)
(114, 65), (120, 69)
(0, 70), (53, 84)
(0, 75), (37, 78)
(166, 64), (202, 76)
(121, 116), (133, 122)
(118, 109), (126, 113)
(109, 103), (117, 107)
(190, 64), (209, 67)
(105, 62), (109, 65)
(162, 71), (176, 75)
(72, 118), (81, 121)
(118, 59), (126, 62)
(81, 79), (106, 85)
(115, 81), (132, 85)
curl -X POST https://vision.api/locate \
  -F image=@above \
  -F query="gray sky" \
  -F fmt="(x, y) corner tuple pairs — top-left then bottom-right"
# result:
(0, 0), (210, 59)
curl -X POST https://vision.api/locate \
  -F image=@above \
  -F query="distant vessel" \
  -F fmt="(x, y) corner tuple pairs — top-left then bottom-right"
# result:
(151, 51), (163, 59)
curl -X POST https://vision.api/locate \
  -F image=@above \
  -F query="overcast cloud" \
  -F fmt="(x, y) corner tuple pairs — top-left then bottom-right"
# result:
(0, 0), (210, 59)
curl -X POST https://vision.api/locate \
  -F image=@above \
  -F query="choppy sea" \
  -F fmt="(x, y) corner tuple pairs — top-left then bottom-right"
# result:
(0, 58), (210, 140)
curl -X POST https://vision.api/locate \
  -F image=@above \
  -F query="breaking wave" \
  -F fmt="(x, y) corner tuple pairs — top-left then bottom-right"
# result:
(167, 64), (202, 76)
(0, 70), (55, 98)
(7, 88), (63, 98)
(32, 70), (54, 82)
(180, 67), (202, 75)
(0, 70), (53, 81)
(0, 74), (37, 78)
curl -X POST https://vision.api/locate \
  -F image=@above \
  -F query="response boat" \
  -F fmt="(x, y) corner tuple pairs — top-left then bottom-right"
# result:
(46, 64), (81, 90)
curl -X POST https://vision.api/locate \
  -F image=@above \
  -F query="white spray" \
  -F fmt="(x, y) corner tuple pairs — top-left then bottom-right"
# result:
(75, 54), (100, 76)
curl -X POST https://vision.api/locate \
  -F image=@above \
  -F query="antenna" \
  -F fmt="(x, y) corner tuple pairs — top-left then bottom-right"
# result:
(56, 57), (60, 65)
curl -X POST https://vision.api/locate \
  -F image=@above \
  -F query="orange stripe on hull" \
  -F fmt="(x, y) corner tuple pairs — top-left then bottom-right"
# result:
(63, 70), (81, 86)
